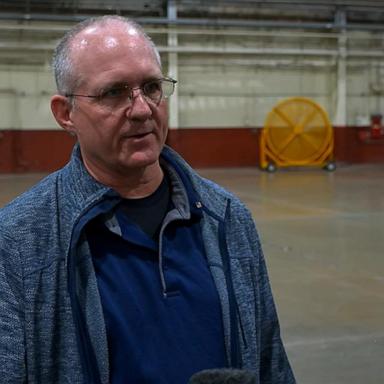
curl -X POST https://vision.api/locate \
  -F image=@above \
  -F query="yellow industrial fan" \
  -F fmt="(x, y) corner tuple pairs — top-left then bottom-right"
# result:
(260, 97), (335, 172)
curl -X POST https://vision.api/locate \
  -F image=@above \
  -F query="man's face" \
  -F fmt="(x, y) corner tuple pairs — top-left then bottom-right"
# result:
(65, 23), (168, 178)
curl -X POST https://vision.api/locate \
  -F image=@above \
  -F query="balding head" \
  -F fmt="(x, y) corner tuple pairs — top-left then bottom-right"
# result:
(52, 16), (161, 96)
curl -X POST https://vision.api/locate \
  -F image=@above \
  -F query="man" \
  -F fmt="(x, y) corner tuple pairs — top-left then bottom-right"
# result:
(0, 16), (295, 384)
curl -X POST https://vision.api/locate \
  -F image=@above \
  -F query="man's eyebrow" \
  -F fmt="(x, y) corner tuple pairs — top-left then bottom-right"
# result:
(84, 81), (124, 96)
(98, 81), (127, 91)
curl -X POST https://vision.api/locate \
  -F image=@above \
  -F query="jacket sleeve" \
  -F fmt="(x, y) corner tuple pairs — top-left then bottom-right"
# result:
(0, 232), (26, 383)
(242, 208), (296, 383)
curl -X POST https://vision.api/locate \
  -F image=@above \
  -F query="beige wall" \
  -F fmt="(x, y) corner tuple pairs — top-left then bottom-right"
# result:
(178, 61), (333, 127)
(0, 25), (383, 130)
(0, 66), (57, 130)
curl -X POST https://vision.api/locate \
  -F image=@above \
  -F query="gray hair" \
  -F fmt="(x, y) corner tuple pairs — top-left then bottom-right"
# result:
(52, 15), (162, 95)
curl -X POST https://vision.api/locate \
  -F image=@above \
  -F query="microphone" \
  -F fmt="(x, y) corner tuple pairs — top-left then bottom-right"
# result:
(188, 368), (257, 384)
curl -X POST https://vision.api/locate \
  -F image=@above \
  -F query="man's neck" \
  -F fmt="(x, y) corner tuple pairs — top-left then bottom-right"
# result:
(84, 159), (164, 199)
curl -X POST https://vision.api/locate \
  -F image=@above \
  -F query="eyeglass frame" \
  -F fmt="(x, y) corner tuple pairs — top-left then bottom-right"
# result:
(64, 77), (177, 108)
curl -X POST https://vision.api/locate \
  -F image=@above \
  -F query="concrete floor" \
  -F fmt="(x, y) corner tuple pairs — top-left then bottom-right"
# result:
(1, 164), (383, 383)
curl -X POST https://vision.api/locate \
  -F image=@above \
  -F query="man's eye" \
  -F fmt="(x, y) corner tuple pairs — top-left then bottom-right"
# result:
(144, 81), (161, 96)
(101, 86), (129, 99)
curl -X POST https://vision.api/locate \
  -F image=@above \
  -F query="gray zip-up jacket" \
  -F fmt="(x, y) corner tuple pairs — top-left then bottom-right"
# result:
(0, 145), (295, 384)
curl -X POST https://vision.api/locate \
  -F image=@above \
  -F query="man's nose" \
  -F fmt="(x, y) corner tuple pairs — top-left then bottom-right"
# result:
(126, 89), (153, 120)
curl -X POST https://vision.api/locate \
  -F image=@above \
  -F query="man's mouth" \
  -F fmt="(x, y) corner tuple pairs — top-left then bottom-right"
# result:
(135, 132), (151, 138)
(126, 131), (153, 139)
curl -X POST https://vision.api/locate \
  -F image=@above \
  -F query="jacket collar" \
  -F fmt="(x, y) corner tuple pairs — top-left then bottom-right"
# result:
(60, 143), (229, 225)
(64, 144), (112, 200)
(161, 145), (229, 221)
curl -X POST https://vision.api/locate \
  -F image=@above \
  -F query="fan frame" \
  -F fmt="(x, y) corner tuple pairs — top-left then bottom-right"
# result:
(260, 97), (335, 171)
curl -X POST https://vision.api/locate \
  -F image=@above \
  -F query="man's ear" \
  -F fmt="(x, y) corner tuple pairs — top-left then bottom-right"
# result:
(50, 95), (77, 136)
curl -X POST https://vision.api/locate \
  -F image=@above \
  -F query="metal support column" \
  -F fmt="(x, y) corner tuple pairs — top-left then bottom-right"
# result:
(334, 10), (347, 126)
(167, 0), (179, 129)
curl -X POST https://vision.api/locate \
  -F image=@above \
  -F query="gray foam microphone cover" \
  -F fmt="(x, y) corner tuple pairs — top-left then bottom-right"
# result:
(188, 368), (257, 384)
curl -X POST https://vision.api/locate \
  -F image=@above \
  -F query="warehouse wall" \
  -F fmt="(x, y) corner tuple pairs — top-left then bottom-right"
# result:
(0, 66), (56, 130)
(1, 58), (383, 130)
(178, 61), (332, 128)
(0, 27), (384, 172)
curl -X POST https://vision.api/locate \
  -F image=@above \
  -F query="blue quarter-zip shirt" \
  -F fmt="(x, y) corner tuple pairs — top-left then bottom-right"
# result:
(86, 163), (228, 383)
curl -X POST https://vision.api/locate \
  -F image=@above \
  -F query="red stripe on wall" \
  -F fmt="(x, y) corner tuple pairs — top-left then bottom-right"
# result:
(0, 127), (383, 173)
(0, 130), (76, 173)
(333, 126), (384, 163)
(166, 128), (260, 167)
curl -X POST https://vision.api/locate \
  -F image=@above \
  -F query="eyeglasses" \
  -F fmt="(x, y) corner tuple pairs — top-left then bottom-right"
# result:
(65, 77), (177, 109)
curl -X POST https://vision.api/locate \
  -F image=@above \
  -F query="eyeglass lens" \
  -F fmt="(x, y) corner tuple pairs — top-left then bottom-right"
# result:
(100, 79), (174, 109)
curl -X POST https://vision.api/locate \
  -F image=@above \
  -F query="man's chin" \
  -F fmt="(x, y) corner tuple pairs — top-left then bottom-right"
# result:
(119, 151), (160, 171)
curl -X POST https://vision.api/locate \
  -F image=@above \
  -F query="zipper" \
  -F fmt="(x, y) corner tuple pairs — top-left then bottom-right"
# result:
(157, 221), (168, 298)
